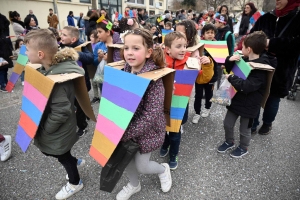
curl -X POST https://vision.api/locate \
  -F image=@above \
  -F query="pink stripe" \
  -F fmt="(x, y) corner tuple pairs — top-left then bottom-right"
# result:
(214, 58), (226, 63)
(23, 81), (48, 112)
(96, 114), (125, 145)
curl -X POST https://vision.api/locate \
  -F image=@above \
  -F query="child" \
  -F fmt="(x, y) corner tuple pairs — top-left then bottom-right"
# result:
(165, 22), (173, 30)
(116, 28), (172, 200)
(24, 29), (85, 199)
(191, 24), (218, 123)
(90, 30), (100, 104)
(217, 31), (269, 158)
(60, 26), (93, 137)
(0, 134), (11, 161)
(13, 39), (25, 85)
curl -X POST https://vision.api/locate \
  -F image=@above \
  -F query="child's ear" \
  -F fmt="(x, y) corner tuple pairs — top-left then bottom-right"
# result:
(165, 46), (171, 54)
(71, 37), (77, 43)
(146, 48), (153, 58)
(38, 50), (45, 59)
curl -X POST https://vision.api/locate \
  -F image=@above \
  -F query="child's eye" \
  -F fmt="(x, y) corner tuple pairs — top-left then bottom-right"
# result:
(134, 48), (139, 50)
(124, 47), (128, 50)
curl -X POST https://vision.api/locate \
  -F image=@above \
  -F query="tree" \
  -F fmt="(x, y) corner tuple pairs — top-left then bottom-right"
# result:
(236, 0), (249, 11)
(200, 0), (228, 10)
(262, 0), (276, 12)
(182, 0), (196, 8)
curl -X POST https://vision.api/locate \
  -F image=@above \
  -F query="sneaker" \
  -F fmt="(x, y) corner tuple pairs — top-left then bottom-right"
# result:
(217, 141), (235, 153)
(55, 180), (83, 200)
(158, 163), (172, 192)
(116, 182), (141, 200)
(169, 156), (178, 170)
(160, 147), (169, 157)
(0, 135), (12, 161)
(77, 128), (88, 137)
(90, 97), (100, 104)
(201, 108), (210, 118)
(230, 146), (248, 158)
(0, 87), (7, 93)
(180, 125), (184, 134)
(66, 159), (85, 180)
(192, 114), (201, 124)
(258, 123), (272, 135)
(21, 81), (24, 86)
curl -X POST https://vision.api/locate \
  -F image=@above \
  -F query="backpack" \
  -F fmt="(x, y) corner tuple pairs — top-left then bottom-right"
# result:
(225, 31), (235, 55)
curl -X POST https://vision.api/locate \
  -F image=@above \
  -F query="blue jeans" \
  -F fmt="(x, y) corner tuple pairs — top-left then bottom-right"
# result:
(0, 68), (8, 87)
(79, 30), (86, 42)
(252, 95), (281, 129)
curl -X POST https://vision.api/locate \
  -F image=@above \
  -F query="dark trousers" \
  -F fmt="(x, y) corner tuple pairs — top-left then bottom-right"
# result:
(0, 68), (8, 87)
(99, 83), (103, 94)
(194, 83), (214, 114)
(42, 150), (80, 185)
(74, 99), (88, 130)
(252, 95), (281, 129)
(217, 65), (223, 89)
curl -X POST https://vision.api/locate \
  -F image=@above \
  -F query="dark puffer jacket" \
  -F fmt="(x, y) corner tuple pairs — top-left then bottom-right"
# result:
(250, 8), (300, 98)
(0, 13), (13, 69)
(225, 55), (272, 118)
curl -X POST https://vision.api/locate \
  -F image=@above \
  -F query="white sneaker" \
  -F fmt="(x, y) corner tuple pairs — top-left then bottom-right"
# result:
(55, 180), (83, 200)
(201, 108), (210, 118)
(0, 135), (12, 161)
(21, 81), (24, 86)
(116, 182), (141, 200)
(66, 159), (85, 180)
(192, 114), (201, 124)
(158, 163), (172, 193)
(180, 125), (184, 134)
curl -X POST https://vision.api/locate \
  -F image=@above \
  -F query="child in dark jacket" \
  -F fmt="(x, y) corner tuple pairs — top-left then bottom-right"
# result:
(217, 31), (270, 158)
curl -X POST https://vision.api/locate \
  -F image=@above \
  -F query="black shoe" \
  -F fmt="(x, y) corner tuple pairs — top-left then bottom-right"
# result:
(0, 87), (7, 92)
(251, 128), (257, 134)
(258, 123), (272, 135)
(77, 128), (88, 137)
(230, 146), (248, 158)
(90, 97), (100, 104)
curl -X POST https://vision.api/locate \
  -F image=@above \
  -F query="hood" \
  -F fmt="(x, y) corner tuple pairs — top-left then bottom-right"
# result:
(43, 48), (84, 76)
(124, 58), (161, 75)
(165, 51), (191, 70)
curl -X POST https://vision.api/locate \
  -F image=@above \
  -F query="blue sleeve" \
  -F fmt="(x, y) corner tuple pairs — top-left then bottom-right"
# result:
(78, 46), (93, 65)
(67, 17), (72, 26)
(93, 43), (100, 66)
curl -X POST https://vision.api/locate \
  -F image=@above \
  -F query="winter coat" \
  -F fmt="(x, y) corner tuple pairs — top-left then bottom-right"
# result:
(34, 48), (85, 155)
(67, 15), (75, 26)
(12, 22), (25, 39)
(26, 14), (38, 26)
(86, 16), (97, 40)
(250, 8), (300, 98)
(234, 15), (252, 36)
(216, 25), (234, 55)
(225, 55), (271, 118)
(0, 13), (13, 69)
(83, 16), (90, 35)
(60, 39), (93, 91)
(76, 16), (85, 28)
(121, 58), (166, 154)
(48, 14), (59, 29)
(201, 50), (217, 83)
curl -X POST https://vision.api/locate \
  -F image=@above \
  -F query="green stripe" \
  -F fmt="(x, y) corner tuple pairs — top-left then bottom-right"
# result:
(171, 95), (189, 109)
(237, 60), (252, 77)
(99, 98), (134, 130)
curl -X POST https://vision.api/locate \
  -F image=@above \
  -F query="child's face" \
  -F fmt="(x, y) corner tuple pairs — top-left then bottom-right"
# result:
(150, 27), (157, 34)
(175, 25), (186, 35)
(242, 43), (250, 57)
(123, 34), (151, 72)
(203, 30), (215, 41)
(215, 21), (222, 28)
(166, 38), (187, 60)
(165, 25), (171, 30)
(19, 41), (24, 46)
(60, 29), (76, 45)
(90, 34), (96, 44)
(25, 42), (40, 64)
(97, 28), (110, 43)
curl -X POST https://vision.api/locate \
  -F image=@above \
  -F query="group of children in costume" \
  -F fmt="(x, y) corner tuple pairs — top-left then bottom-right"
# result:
(15, 12), (272, 199)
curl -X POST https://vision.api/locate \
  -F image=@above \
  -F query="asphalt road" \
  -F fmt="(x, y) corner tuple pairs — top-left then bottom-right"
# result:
(0, 69), (300, 200)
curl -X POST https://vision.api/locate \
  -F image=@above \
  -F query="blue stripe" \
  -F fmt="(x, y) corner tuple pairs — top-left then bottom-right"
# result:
(174, 70), (199, 85)
(170, 107), (186, 120)
(21, 96), (42, 126)
(104, 66), (151, 97)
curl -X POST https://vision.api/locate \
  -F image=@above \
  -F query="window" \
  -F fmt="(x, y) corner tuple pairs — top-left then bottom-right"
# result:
(80, 0), (91, 3)
(59, 0), (71, 1)
(149, 0), (154, 6)
(159, 2), (162, 6)
(127, 0), (144, 4)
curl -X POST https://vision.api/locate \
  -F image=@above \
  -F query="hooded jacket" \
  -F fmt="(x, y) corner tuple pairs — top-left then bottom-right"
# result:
(121, 58), (166, 153)
(34, 48), (85, 155)
(250, 8), (300, 98)
(225, 54), (272, 118)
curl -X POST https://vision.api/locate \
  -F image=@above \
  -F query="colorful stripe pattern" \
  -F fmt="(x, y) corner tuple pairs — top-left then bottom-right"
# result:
(161, 29), (173, 43)
(250, 11), (264, 26)
(166, 70), (199, 132)
(15, 66), (54, 152)
(6, 45), (28, 92)
(90, 66), (151, 166)
(202, 40), (228, 63)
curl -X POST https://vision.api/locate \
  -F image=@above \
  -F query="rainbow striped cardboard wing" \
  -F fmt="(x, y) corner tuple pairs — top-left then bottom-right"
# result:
(161, 29), (173, 43)
(90, 65), (175, 166)
(202, 40), (228, 64)
(6, 45), (28, 92)
(166, 70), (199, 133)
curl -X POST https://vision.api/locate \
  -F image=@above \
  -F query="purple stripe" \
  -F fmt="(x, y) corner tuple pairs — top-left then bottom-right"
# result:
(102, 82), (142, 113)
(15, 125), (32, 152)
(232, 64), (247, 80)
(10, 72), (20, 84)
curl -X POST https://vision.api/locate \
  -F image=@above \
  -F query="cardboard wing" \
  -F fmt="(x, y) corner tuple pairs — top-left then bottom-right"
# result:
(15, 64), (96, 152)
(201, 40), (229, 63)
(90, 66), (175, 166)
(6, 45), (28, 92)
(187, 42), (205, 56)
(107, 60), (126, 70)
(107, 44), (124, 63)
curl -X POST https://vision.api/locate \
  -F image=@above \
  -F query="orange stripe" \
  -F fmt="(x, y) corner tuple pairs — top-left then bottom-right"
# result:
(19, 111), (38, 139)
(89, 145), (108, 167)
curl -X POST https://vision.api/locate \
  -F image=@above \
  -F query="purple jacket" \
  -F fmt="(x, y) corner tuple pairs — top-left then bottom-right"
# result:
(121, 58), (166, 154)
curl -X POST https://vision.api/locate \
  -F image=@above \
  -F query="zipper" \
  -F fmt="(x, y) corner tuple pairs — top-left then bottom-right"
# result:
(274, 17), (279, 37)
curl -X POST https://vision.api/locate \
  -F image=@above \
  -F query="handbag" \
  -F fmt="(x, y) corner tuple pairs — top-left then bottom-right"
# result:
(93, 59), (106, 84)
(100, 139), (139, 193)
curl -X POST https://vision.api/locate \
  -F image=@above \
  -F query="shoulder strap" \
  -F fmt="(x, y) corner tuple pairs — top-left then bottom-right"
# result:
(225, 31), (235, 55)
(278, 8), (299, 37)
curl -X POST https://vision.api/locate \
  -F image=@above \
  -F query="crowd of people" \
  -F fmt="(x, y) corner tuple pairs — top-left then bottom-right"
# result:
(0, 0), (300, 199)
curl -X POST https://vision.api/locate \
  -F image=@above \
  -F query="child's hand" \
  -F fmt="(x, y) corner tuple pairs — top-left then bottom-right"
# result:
(103, 53), (108, 61)
(225, 74), (231, 79)
(221, 65), (225, 69)
(158, 34), (162, 37)
(199, 56), (210, 64)
(98, 50), (104, 59)
(229, 55), (240, 61)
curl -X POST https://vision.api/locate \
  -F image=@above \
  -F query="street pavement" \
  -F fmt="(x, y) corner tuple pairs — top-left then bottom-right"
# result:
(0, 68), (300, 200)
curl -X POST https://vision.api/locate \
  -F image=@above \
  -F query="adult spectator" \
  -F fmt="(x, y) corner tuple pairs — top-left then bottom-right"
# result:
(137, 8), (145, 25)
(219, 5), (233, 32)
(251, 0), (300, 135)
(67, 11), (75, 26)
(24, 15), (39, 33)
(9, 11), (25, 39)
(84, 10), (93, 40)
(143, 9), (149, 20)
(86, 11), (99, 41)
(178, 9), (186, 20)
(48, 8), (59, 29)
(26, 10), (38, 26)
(234, 2), (257, 40)
(77, 12), (86, 41)
(100, 8), (111, 21)
(207, 7), (215, 23)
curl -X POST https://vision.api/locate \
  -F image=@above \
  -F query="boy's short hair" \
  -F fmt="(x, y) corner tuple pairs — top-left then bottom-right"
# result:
(165, 22), (172, 27)
(164, 31), (187, 48)
(201, 24), (217, 35)
(24, 29), (58, 56)
(63, 26), (79, 39)
(215, 14), (228, 24)
(243, 31), (267, 54)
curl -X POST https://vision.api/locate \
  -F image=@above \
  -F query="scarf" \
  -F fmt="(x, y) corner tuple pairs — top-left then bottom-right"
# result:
(11, 18), (25, 28)
(275, 0), (300, 17)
